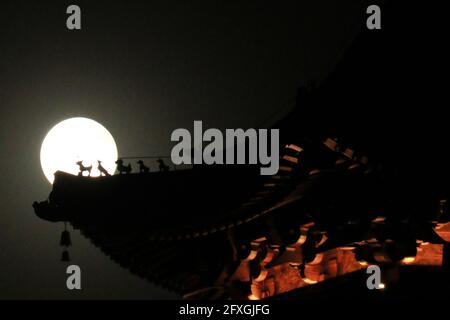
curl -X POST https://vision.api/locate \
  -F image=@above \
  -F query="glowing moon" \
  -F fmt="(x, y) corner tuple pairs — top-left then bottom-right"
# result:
(40, 117), (118, 184)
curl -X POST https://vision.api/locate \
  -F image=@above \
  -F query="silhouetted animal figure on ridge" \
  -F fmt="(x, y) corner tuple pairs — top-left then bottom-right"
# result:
(97, 160), (111, 176)
(115, 159), (132, 174)
(157, 159), (170, 172)
(137, 160), (150, 173)
(76, 161), (92, 176)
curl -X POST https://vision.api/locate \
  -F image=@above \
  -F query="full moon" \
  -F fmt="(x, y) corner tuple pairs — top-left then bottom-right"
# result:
(40, 117), (118, 184)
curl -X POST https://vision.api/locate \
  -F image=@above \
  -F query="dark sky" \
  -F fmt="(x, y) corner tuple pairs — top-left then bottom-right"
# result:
(0, 0), (375, 298)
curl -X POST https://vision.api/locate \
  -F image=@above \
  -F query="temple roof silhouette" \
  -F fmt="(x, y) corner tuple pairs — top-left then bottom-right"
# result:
(34, 2), (450, 299)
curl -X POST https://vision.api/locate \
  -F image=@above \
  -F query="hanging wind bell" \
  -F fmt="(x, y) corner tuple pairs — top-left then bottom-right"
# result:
(60, 222), (72, 263)
(61, 250), (70, 262)
(60, 222), (72, 247)
(60, 230), (72, 247)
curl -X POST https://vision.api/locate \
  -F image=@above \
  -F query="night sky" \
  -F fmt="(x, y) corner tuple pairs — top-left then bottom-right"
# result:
(1, 0), (381, 299)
